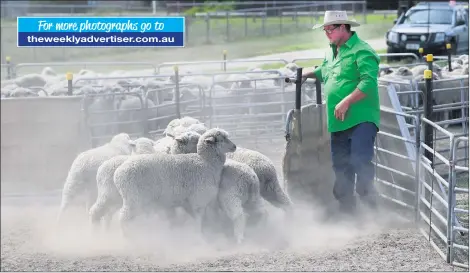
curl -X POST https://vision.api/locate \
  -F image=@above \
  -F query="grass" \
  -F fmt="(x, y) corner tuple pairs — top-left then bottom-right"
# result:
(256, 49), (390, 70)
(1, 14), (395, 75)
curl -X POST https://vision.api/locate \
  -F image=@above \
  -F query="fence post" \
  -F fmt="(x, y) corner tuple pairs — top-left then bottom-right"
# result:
(66, 72), (73, 96)
(426, 53), (434, 72)
(205, 14), (210, 44)
(6, 56), (12, 80)
(173, 66), (181, 119)
(423, 68), (434, 164)
(446, 137), (456, 264)
(225, 11), (230, 41)
(446, 43), (453, 72)
(222, 50), (227, 72)
(314, 67), (322, 106)
(414, 112), (421, 223)
(362, 2), (367, 24)
(244, 12), (248, 37)
(262, 12), (266, 36)
(294, 67), (303, 142)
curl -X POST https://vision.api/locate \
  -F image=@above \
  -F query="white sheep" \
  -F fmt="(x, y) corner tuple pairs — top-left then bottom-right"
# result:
(170, 123), (208, 137)
(153, 117), (207, 153)
(153, 135), (175, 154)
(410, 63), (442, 78)
(169, 132), (268, 244)
(89, 137), (156, 230)
(164, 116), (203, 135)
(56, 133), (136, 224)
(164, 121), (292, 214)
(214, 160), (268, 244)
(168, 131), (201, 154)
(41, 67), (57, 77)
(226, 147), (293, 214)
(113, 128), (237, 236)
(14, 74), (47, 88)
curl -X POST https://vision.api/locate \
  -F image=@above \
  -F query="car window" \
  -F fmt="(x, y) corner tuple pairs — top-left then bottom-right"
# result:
(400, 9), (453, 24)
(456, 9), (467, 25)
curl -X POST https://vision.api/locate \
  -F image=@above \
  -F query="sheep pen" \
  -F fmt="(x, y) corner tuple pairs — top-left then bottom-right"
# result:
(2, 59), (467, 271)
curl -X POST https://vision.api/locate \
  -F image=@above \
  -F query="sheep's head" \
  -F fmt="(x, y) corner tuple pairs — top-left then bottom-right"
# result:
(78, 69), (94, 76)
(414, 71), (440, 82)
(132, 137), (156, 154)
(396, 67), (413, 77)
(109, 133), (134, 154)
(462, 65), (469, 75)
(187, 123), (208, 135)
(178, 86), (198, 102)
(197, 128), (236, 155)
(379, 66), (394, 77)
(41, 67), (57, 77)
(169, 131), (201, 154)
(284, 62), (299, 73)
(449, 62), (463, 71)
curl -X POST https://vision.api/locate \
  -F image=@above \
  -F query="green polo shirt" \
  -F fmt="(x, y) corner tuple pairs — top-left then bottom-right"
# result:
(313, 32), (380, 133)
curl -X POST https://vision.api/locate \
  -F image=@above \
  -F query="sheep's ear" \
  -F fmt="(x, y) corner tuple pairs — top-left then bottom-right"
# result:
(204, 136), (216, 144)
(128, 140), (136, 147)
(175, 136), (187, 143)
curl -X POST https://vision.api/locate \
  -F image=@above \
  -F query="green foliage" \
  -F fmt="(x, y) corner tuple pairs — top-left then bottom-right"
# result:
(184, 1), (235, 16)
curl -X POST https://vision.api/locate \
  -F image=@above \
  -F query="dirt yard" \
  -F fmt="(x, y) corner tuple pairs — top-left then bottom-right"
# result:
(0, 137), (460, 272)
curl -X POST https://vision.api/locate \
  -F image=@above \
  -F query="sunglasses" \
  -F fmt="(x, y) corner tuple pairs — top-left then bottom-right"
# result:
(323, 25), (340, 34)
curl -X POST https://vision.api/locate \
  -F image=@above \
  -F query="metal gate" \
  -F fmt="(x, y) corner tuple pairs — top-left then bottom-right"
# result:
(378, 73), (469, 269)
(74, 73), (208, 147)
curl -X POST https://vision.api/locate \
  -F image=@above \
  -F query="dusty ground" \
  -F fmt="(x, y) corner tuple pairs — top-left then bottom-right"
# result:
(0, 137), (462, 272)
(0, 196), (457, 272)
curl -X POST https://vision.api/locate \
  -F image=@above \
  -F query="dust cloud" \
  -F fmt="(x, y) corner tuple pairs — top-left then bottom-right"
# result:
(1, 197), (411, 269)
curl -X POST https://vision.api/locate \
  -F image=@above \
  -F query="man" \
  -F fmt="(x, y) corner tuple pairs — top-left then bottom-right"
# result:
(302, 11), (381, 214)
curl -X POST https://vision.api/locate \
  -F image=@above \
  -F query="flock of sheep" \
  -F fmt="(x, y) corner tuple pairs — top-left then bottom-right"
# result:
(1, 63), (309, 144)
(56, 116), (293, 244)
(378, 54), (469, 124)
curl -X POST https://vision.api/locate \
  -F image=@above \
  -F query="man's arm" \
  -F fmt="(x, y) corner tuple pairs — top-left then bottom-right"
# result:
(348, 49), (380, 103)
(302, 60), (325, 82)
(334, 49), (380, 121)
(342, 88), (367, 106)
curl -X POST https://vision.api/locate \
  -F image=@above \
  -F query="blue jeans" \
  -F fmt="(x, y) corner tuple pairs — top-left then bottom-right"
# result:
(330, 122), (378, 213)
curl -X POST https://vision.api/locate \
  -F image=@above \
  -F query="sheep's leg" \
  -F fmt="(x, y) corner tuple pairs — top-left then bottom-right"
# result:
(219, 194), (246, 245)
(246, 203), (269, 230)
(89, 197), (111, 229)
(182, 202), (212, 242)
(85, 187), (95, 214)
(262, 178), (294, 216)
(102, 213), (114, 230)
(118, 204), (137, 238)
(102, 201), (123, 230)
(442, 110), (450, 129)
(56, 176), (87, 225)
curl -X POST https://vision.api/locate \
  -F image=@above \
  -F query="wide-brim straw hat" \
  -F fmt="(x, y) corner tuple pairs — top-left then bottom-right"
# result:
(312, 10), (361, 30)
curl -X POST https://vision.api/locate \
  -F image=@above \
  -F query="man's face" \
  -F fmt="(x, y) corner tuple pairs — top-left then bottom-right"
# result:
(323, 25), (342, 44)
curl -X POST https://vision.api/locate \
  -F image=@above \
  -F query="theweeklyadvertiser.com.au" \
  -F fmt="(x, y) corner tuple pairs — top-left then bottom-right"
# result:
(25, 34), (176, 45)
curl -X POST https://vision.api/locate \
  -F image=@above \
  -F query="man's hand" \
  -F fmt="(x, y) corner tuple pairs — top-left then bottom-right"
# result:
(334, 88), (367, 121)
(334, 98), (350, 121)
(302, 71), (316, 80)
